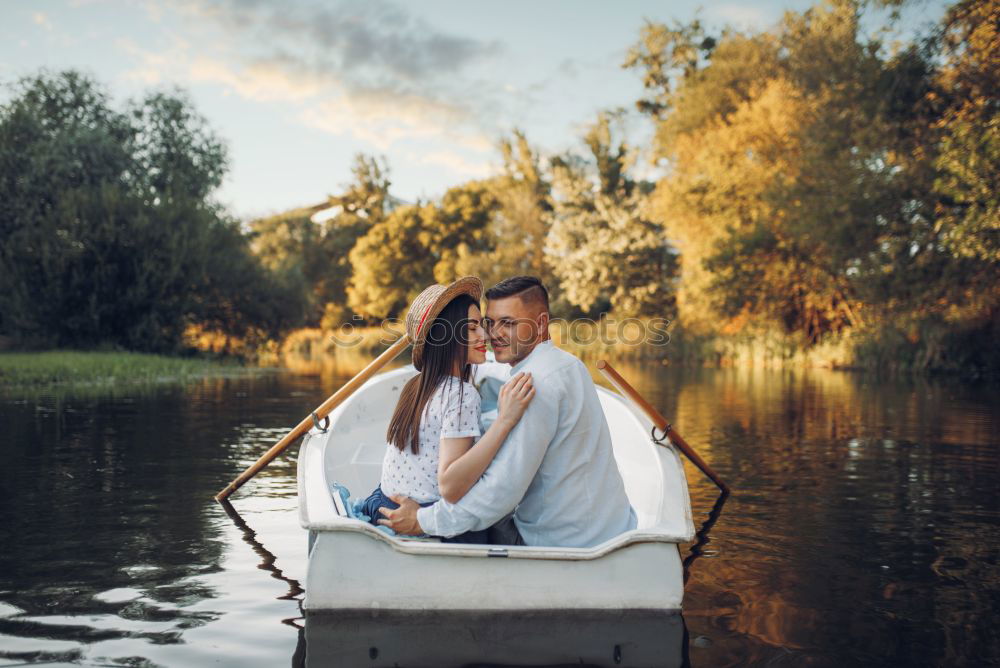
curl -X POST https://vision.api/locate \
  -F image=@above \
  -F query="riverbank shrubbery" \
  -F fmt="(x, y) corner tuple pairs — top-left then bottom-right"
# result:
(847, 318), (1000, 379)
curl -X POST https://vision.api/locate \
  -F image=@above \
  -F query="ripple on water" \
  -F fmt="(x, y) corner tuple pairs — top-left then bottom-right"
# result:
(0, 633), (85, 664)
(94, 587), (145, 604)
(0, 603), (24, 618)
(2, 366), (998, 666)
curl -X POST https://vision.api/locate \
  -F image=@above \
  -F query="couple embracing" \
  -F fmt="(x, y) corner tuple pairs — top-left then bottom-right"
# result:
(360, 275), (637, 548)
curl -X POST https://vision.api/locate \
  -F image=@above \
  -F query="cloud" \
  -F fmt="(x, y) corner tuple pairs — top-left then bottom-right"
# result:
(119, 40), (497, 152)
(210, 0), (499, 81)
(120, 0), (507, 156)
(139, 1), (165, 23)
(119, 37), (324, 100)
(300, 91), (491, 153)
(118, 37), (171, 84)
(185, 0), (501, 85)
(188, 55), (327, 102)
(557, 58), (580, 79)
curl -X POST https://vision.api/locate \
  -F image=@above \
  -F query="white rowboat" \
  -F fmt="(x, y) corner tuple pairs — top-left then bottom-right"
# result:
(297, 365), (696, 614)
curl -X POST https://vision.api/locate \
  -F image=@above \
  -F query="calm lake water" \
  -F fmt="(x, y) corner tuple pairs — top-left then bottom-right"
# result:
(1, 362), (998, 667)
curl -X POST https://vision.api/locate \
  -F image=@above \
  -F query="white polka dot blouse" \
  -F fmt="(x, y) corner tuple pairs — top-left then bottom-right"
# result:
(379, 376), (482, 503)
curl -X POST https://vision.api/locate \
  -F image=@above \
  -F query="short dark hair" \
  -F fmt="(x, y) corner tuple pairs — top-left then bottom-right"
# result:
(485, 276), (549, 311)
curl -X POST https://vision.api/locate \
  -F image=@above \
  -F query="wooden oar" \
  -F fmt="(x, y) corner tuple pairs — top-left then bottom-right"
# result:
(596, 360), (729, 494)
(214, 335), (411, 502)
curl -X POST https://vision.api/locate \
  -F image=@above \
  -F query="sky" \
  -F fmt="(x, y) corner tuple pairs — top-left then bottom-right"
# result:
(0, 0), (950, 220)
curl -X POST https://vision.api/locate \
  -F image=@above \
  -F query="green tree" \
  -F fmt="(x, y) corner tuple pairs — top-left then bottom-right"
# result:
(249, 154), (392, 326)
(316, 154), (392, 321)
(346, 204), (435, 319)
(624, 0), (998, 372)
(347, 180), (499, 319)
(547, 113), (676, 317)
(491, 131), (554, 285)
(429, 132), (557, 292)
(0, 70), (303, 350)
(195, 214), (307, 344)
(429, 180), (500, 284)
(930, 0), (999, 264)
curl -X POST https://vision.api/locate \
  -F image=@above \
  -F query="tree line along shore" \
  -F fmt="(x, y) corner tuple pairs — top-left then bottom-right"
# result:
(1, 0), (996, 384)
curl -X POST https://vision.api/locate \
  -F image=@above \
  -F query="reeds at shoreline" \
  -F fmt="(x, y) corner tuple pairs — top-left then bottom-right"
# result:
(0, 350), (249, 391)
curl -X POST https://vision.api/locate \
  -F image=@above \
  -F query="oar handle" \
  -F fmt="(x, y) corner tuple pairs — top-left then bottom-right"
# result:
(596, 360), (729, 494)
(214, 335), (411, 502)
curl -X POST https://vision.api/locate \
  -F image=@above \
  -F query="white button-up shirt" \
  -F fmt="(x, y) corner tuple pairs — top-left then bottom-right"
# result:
(416, 340), (638, 547)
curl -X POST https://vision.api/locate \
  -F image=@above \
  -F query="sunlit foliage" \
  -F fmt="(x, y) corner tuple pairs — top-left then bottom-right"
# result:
(547, 113), (676, 317)
(626, 0), (998, 369)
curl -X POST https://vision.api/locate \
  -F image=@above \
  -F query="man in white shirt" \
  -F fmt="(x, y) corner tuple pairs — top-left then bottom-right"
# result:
(378, 276), (637, 548)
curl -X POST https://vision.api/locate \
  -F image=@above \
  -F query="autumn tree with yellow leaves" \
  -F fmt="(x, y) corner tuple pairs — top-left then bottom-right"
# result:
(242, 0), (997, 372)
(625, 0), (998, 370)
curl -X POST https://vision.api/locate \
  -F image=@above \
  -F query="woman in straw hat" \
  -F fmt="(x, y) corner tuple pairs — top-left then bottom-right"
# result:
(358, 276), (535, 542)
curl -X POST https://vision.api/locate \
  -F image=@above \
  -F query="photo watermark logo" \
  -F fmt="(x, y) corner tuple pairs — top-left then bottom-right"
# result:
(328, 315), (671, 349)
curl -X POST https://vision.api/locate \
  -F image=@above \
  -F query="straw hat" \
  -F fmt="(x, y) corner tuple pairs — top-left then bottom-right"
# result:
(406, 276), (483, 371)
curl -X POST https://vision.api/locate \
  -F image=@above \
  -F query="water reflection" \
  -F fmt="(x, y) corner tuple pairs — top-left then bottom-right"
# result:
(683, 490), (730, 585)
(1, 365), (997, 666)
(616, 366), (1000, 667)
(281, 345), (410, 387)
(0, 385), (228, 662)
(0, 374), (311, 665)
(218, 499), (304, 605)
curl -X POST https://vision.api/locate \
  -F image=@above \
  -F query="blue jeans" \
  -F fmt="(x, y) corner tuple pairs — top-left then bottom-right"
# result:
(360, 485), (489, 544)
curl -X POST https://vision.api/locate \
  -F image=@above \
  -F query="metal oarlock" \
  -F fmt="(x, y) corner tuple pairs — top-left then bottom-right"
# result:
(597, 359), (730, 495)
(311, 412), (330, 433)
(651, 424), (673, 443)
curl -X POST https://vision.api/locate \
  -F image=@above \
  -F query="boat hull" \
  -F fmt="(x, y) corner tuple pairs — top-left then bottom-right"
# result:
(300, 609), (686, 667)
(305, 529), (684, 612)
(297, 365), (694, 614)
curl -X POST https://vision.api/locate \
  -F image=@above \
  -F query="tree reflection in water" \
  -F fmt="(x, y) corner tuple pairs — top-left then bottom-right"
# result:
(218, 499), (304, 630)
(684, 489), (730, 585)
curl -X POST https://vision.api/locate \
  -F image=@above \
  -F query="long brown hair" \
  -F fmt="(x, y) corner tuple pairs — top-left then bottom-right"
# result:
(387, 293), (477, 454)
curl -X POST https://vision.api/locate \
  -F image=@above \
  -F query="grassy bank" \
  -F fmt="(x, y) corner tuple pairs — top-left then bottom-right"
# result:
(0, 350), (250, 390)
